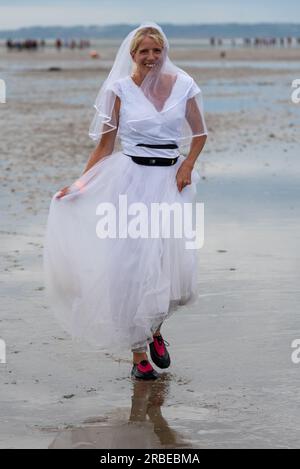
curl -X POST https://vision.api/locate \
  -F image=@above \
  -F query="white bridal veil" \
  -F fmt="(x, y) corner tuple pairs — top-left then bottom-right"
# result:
(88, 22), (207, 148)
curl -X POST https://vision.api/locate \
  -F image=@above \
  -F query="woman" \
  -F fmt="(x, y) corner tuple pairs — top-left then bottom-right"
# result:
(43, 22), (207, 380)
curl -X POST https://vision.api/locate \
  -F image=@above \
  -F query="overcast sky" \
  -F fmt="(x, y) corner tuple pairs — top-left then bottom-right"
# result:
(0, 0), (300, 30)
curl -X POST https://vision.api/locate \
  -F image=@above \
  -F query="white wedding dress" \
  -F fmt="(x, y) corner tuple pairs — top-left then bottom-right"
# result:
(43, 73), (202, 352)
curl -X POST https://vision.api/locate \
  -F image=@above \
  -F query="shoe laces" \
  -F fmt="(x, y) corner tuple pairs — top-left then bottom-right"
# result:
(137, 360), (154, 372)
(154, 334), (170, 347)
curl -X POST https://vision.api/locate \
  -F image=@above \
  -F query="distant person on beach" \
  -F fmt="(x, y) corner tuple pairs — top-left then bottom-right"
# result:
(55, 38), (62, 49)
(43, 22), (208, 381)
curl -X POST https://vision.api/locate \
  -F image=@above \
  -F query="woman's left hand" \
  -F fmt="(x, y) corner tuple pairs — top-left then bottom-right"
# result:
(176, 160), (194, 192)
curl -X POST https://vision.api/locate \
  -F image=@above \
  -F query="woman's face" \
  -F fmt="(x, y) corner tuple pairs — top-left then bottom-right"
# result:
(131, 36), (163, 74)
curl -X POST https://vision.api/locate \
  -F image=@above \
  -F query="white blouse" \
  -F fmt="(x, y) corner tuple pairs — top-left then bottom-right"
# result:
(111, 74), (203, 158)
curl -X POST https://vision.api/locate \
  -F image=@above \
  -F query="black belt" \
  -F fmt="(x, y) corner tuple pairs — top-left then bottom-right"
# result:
(125, 143), (179, 166)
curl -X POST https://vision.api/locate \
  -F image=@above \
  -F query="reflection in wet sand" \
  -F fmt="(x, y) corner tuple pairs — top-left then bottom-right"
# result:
(49, 377), (192, 449)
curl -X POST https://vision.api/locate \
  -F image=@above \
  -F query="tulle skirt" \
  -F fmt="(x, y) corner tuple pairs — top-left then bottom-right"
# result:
(43, 151), (201, 352)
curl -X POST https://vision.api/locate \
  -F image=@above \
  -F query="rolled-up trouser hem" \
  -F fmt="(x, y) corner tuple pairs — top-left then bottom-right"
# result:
(131, 321), (164, 353)
(131, 344), (148, 353)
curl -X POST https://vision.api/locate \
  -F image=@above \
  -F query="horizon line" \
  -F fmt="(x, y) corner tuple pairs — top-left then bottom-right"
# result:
(1, 21), (300, 31)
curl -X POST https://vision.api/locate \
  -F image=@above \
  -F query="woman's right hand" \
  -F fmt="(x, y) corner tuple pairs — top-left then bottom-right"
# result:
(56, 186), (70, 199)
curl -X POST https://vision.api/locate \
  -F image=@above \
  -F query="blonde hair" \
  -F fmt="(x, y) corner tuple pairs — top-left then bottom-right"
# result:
(130, 27), (165, 55)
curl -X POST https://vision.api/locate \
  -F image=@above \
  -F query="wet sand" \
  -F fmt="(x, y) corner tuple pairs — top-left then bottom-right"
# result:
(0, 43), (300, 448)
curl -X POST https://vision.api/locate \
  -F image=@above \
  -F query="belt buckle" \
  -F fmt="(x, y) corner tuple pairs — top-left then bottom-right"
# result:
(150, 158), (156, 165)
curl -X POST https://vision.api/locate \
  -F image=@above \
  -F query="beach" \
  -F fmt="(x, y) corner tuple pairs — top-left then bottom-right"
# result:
(0, 41), (300, 448)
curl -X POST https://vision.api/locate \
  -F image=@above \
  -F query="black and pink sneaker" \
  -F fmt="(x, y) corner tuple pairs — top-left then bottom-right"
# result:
(131, 360), (159, 380)
(149, 334), (171, 369)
